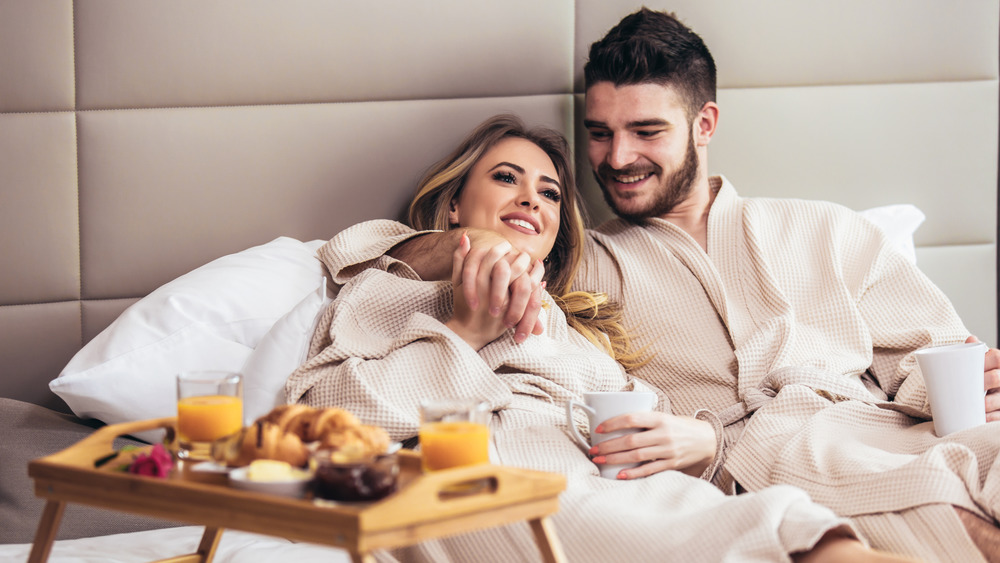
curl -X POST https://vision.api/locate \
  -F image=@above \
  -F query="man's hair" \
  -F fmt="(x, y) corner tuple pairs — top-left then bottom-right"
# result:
(584, 8), (716, 120)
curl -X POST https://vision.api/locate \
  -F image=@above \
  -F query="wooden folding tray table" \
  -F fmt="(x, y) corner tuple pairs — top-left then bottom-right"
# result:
(27, 417), (567, 563)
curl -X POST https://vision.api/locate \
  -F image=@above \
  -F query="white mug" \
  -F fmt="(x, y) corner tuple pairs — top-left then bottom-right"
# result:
(914, 342), (988, 437)
(566, 391), (657, 478)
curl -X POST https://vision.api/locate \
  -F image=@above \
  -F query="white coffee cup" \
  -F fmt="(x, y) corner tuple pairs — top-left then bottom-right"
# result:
(914, 342), (987, 437)
(566, 391), (657, 478)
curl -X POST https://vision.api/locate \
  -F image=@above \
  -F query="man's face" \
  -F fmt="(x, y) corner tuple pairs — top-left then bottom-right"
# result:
(584, 82), (700, 221)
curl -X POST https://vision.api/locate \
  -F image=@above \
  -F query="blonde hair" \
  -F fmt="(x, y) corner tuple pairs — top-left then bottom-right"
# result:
(409, 115), (646, 369)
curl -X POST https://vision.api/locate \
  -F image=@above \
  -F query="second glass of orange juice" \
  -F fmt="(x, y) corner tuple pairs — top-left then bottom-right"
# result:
(418, 399), (489, 472)
(176, 371), (243, 461)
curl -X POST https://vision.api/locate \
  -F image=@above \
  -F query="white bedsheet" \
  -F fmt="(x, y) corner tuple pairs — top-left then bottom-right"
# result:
(0, 526), (352, 562)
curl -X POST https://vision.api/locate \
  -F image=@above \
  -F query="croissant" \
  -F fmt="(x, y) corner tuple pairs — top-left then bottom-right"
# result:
(227, 420), (308, 468)
(318, 424), (391, 457)
(307, 408), (362, 442)
(221, 405), (388, 467)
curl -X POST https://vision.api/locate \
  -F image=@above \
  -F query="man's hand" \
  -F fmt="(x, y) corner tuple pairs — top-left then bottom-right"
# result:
(968, 335), (1000, 421)
(587, 412), (717, 479)
(445, 232), (545, 349)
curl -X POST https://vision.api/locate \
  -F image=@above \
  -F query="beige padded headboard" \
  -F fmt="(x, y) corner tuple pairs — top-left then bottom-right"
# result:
(2, 0), (997, 412)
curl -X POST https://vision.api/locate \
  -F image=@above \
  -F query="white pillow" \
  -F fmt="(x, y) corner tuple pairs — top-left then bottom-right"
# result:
(858, 204), (925, 265)
(241, 278), (332, 421)
(50, 236), (326, 435)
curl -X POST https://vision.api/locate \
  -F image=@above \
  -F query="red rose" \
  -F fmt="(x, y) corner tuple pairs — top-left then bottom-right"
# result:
(127, 444), (174, 478)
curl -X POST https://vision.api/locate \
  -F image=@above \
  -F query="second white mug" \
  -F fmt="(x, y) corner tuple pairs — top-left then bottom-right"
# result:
(566, 391), (657, 479)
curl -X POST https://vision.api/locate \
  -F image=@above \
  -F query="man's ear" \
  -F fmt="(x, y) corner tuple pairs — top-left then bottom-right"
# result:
(448, 198), (460, 225)
(693, 101), (719, 147)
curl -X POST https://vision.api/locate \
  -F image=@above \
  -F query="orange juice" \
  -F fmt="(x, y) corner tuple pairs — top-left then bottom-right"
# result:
(177, 395), (243, 442)
(419, 421), (489, 471)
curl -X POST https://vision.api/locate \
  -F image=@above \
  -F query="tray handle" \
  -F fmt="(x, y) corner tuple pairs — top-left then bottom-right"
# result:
(42, 417), (177, 469)
(368, 461), (565, 525)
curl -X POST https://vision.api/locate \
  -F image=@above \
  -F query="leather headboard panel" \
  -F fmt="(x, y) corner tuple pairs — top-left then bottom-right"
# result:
(77, 97), (571, 299)
(709, 82), (998, 246)
(575, 0), (998, 88)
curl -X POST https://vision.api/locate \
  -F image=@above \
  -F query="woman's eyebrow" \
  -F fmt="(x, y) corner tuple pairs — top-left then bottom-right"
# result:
(489, 162), (561, 189)
(540, 175), (561, 188)
(488, 161), (524, 174)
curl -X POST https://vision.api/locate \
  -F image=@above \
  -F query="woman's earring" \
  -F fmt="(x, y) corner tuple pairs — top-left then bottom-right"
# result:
(543, 256), (550, 265)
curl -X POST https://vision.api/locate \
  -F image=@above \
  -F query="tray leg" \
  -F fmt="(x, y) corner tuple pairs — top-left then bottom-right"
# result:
(27, 500), (66, 563)
(350, 552), (377, 563)
(154, 527), (224, 563)
(195, 526), (224, 562)
(528, 516), (567, 563)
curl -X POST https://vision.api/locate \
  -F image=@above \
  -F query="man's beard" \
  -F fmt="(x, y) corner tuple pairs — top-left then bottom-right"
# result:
(594, 133), (699, 222)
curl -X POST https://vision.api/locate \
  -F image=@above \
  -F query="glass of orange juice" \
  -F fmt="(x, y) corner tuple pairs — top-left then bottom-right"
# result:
(176, 371), (243, 461)
(418, 398), (490, 472)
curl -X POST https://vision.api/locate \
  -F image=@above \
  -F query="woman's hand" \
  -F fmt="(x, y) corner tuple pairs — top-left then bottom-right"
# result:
(389, 228), (545, 342)
(459, 229), (545, 343)
(445, 231), (545, 350)
(968, 335), (1000, 422)
(588, 411), (717, 479)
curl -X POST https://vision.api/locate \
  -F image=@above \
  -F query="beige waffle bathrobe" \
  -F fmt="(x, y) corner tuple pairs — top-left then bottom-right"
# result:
(286, 249), (854, 562)
(577, 177), (1000, 562)
(311, 175), (1000, 562)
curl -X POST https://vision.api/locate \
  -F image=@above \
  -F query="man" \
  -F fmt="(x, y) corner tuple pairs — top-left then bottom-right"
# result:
(320, 8), (1000, 562)
(574, 10), (1000, 563)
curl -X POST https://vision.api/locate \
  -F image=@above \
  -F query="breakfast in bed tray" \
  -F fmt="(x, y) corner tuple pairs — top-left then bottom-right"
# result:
(27, 405), (568, 563)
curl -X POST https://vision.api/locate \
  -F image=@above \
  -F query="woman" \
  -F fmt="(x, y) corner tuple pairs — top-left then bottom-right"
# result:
(285, 115), (913, 563)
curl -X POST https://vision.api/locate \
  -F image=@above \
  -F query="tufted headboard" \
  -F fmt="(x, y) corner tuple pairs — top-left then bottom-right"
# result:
(1, 0), (997, 413)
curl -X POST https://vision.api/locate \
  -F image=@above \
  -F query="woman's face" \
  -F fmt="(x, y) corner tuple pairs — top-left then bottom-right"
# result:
(449, 137), (562, 262)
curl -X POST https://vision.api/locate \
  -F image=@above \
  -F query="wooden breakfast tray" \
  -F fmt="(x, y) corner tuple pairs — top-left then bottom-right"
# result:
(27, 417), (568, 563)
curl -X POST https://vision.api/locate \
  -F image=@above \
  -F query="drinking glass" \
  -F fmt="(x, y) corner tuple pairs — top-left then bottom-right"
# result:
(418, 398), (489, 472)
(176, 371), (243, 460)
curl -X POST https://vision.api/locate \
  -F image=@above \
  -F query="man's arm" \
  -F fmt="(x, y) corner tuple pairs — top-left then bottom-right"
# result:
(387, 230), (464, 282)
(389, 228), (544, 342)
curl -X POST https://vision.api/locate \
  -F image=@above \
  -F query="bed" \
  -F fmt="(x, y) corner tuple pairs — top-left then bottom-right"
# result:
(1, 1), (997, 560)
